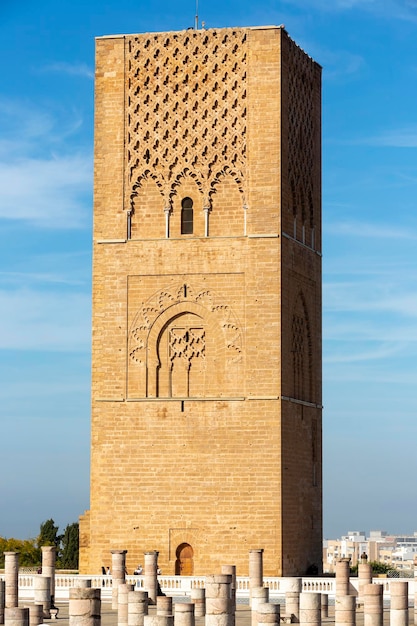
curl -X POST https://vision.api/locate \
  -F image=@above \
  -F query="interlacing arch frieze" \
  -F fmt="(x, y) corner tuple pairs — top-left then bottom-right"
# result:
(126, 29), (248, 211)
(128, 282), (242, 367)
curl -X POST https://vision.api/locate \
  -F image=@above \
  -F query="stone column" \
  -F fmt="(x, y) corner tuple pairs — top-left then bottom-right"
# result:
(174, 603), (195, 626)
(249, 550), (263, 606)
(299, 593), (321, 626)
(284, 578), (302, 623)
(144, 617), (173, 626)
(0, 579), (5, 624)
(25, 604), (43, 626)
(320, 595), (328, 620)
(41, 547), (56, 607)
(111, 550), (128, 610)
(143, 552), (158, 606)
(358, 563), (372, 606)
(4, 608), (29, 626)
(336, 559), (351, 598)
(69, 587), (101, 626)
(257, 603), (280, 626)
(34, 575), (51, 618)
(251, 587), (269, 626)
(128, 590), (149, 626)
(390, 581), (408, 626)
(364, 584), (383, 626)
(205, 574), (233, 626)
(221, 566), (236, 625)
(118, 584), (134, 626)
(335, 595), (356, 626)
(4, 552), (19, 608)
(191, 588), (205, 617)
(156, 597), (172, 617)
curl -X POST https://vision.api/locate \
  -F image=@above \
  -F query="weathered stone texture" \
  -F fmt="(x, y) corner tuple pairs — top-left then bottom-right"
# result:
(80, 25), (322, 577)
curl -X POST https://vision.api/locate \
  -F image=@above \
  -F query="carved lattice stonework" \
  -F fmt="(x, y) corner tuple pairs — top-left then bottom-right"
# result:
(125, 29), (248, 209)
(169, 328), (206, 365)
(128, 280), (242, 398)
(287, 40), (317, 235)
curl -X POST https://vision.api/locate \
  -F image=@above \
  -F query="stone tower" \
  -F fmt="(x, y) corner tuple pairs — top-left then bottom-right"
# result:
(79, 25), (322, 576)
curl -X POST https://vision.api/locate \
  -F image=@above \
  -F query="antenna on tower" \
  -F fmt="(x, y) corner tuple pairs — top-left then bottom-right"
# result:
(195, 0), (199, 29)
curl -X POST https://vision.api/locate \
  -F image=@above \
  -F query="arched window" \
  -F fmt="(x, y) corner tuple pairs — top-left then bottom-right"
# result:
(181, 197), (193, 234)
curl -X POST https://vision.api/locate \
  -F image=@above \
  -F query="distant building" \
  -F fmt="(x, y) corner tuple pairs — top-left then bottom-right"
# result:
(324, 530), (417, 572)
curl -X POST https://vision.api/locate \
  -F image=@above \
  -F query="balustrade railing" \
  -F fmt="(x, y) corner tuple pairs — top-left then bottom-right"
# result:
(0, 574), (413, 602)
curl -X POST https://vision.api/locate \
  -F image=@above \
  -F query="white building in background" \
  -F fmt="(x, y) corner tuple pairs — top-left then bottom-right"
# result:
(323, 530), (417, 573)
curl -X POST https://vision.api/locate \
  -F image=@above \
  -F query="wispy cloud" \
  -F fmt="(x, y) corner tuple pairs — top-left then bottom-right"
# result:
(40, 62), (94, 80)
(0, 99), (92, 227)
(356, 127), (417, 148)
(0, 288), (90, 351)
(324, 220), (417, 239)
(0, 153), (92, 227)
(283, 0), (417, 21)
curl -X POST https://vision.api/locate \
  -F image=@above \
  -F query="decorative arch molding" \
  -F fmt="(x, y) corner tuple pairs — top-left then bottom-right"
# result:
(291, 289), (313, 403)
(128, 281), (242, 398)
(130, 169), (166, 210)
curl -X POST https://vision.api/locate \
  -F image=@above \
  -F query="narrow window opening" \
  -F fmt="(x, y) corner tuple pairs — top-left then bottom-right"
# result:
(181, 400), (185, 412)
(181, 197), (193, 234)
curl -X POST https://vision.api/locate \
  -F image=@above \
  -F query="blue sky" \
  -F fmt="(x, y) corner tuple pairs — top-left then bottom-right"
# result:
(1, 0), (416, 542)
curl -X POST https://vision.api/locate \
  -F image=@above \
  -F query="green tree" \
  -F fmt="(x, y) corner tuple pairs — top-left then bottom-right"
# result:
(0, 536), (41, 567)
(37, 518), (61, 550)
(59, 522), (79, 569)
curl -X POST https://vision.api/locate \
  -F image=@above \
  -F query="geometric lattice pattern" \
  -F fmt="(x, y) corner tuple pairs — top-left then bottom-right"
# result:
(169, 328), (206, 365)
(126, 29), (248, 209)
(287, 41), (316, 239)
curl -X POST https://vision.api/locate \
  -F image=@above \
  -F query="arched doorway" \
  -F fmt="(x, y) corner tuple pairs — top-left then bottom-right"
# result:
(175, 543), (194, 575)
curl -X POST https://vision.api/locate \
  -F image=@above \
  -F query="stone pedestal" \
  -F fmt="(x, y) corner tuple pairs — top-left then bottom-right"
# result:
(358, 564), (372, 606)
(144, 617), (173, 626)
(156, 597), (172, 617)
(69, 587), (101, 626)
(251, 587), (269, 626)
(283, 578), (302, 623)
(299, 593), (321, 626)
(4, 607), (29, 626)
(144, 552), (159, 606)
(335, 595), (356, 626)
(205, 574), (233, 626)
(390, 581), (408, 626)
(128, 590), (149, 626)
(249, 550), (263, 607)
(221, 565), (236, 625)
(25, 604), (43, 626)
(257, 603), (280, 626)
(118, 583), (134, 626)
(174, 603), (195, 626)
(364, 584), (383, 626)
(336, 559), (351, 598)
(111, 550), (128, 610)
(191, 588), (205, 617)
(75, 579), (92, 588)
(34, 575), (51, 618)
(4, 552), (19, 608)
(41, 547), (56, 607)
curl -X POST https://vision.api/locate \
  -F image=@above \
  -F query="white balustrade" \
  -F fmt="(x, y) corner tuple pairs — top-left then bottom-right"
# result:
(0, 574), (413, 603)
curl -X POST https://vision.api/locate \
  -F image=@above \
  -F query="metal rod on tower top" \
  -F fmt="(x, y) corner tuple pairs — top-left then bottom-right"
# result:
(195, 0), (198, 29)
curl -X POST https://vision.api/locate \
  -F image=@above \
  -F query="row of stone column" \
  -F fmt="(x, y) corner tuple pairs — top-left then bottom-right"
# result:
(2, 547), (56, 613)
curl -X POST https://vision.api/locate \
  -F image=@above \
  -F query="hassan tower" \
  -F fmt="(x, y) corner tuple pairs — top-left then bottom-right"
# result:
(79, 24), (322, 576)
